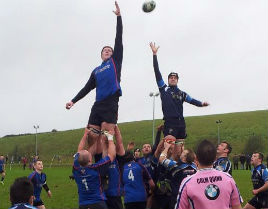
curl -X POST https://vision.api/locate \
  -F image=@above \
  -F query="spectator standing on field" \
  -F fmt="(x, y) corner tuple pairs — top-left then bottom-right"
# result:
(233, 154), (239, 170)
(240, 154), (246, 170)
(246, 154), (251, 170)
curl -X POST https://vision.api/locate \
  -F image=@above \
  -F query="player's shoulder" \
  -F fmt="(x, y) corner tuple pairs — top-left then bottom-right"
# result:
(260, 164), (267, 170)
(28, 171), (37, 179)
(179, 172), (196, 189)
(213, 168), (234, 182)
(91, 156), (111, 168)
(41, 172), (47, 177)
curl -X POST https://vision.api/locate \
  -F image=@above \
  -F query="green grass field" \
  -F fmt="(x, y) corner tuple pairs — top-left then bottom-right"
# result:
(0, 165), (254, 209)
(0, 110), (267, 208)
(1, 110), (268, 163)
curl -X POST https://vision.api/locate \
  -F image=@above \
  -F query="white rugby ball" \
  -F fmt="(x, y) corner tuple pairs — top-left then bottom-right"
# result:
(142, 0), (156, 13)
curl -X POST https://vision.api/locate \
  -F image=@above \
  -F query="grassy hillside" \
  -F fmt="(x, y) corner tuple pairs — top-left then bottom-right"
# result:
(1, 110), (267, 163)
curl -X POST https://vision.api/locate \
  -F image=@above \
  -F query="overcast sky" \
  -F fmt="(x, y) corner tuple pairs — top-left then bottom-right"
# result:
(0, 0), (267, 137)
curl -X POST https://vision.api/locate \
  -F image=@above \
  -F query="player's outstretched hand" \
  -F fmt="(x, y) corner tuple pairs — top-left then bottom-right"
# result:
(47, 190), (52, 198)
(113, 1), (121, 16)
(66, 101), (74, 109)
(202, 102), (209, 107)
(150, 42), (160, 55)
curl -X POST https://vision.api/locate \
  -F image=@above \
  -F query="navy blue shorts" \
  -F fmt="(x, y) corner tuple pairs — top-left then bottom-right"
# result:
(248, 195), (268, 209)
(124, 202), (146, 209)
(79, 201), (108, 209)
(33, 199), (44, 207)
(88, 96), (119, 126)
(163, 124), (187, 139)
(106, 196), (123, 209)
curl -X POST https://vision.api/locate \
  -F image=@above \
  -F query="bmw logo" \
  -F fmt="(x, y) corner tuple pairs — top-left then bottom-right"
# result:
(204, 184), (220, 200)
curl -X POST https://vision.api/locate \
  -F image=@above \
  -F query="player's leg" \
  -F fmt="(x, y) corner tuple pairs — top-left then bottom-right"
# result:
(101, 122), (116, 137)
(86, 124), (102, 156)
(106, 196), (123, 209)
(0, 171), (5, 184)
(34, 200), (45, 209)
(37, 205), (46, 209)
(99, 96), (118, 138)
(243, 203), (256, 209)
(243, 196), (258, 209)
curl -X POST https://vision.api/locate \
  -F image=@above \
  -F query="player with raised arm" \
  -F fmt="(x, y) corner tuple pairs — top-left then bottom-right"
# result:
(73, 130), (116, 209)
(159, 141), (197, 209)
(103, 125), (125, 209)
(28, 160), (52, 209)
(149, 42), (209, 143)
(66, 1), (123, 153)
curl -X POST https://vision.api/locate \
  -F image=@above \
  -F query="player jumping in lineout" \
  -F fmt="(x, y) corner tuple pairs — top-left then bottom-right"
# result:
(66, 1), (123, 153)
(149, 42), (209, 143)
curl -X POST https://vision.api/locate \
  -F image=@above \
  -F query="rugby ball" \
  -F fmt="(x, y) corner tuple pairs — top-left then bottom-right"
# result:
(142, 0), (156, 13)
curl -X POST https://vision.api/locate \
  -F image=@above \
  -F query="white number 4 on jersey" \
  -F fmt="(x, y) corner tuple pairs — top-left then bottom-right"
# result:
(128, 169), (134, 181)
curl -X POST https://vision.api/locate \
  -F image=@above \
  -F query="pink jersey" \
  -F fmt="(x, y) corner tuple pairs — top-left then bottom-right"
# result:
(176, 168), (242, 209)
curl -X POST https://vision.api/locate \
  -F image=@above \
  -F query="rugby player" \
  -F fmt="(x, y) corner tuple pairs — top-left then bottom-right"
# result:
(213, 141), (232, 175)
(0, 155), (5, 185)
(243, 152), (268, 209)
(28, 160), (52, 209)
(175, 140), (242, 209)
(160, 141), (197, 209)
(149, 42), (209, 143)
(66, 1), (123, 153)
(73, 130), (116, 209)
(9, 177), (37, 209)
(122, 156), (155, 209)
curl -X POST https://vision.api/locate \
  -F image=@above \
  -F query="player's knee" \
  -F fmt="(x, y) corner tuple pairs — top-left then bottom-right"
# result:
(101, 123), (115, 135)
(86, 125), (101, 139)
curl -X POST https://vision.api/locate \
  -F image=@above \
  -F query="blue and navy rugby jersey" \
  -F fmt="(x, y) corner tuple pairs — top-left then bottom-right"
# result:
(28, 171), (47, 202)
(162, 158), (197, 199)
(153, 55), (203, 126)
(0, 159), (4, 171)
(72, 16), (123, 104)
(138, 154), (155, 180)
(73, 153), (111, 206)
(251, 164), (268, 197)
(123, 161), (152, 203)
(105, 159), (124, 197)
(213, 157), (232, 175)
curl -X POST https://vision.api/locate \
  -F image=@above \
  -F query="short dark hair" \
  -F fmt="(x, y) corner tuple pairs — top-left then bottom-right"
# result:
(34, 159), (42, 165)
(222, 141), (232, 155)
(168, 72), (179, 79)
(10, 177), (33, 205)
(253, 152), (264, 162)
(101, 46), (114, 55)
(185, 149), (195, 164)
(134, 148), (141, 152)
(196, 140), (216, 166)
(78, 153), (90, 167)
